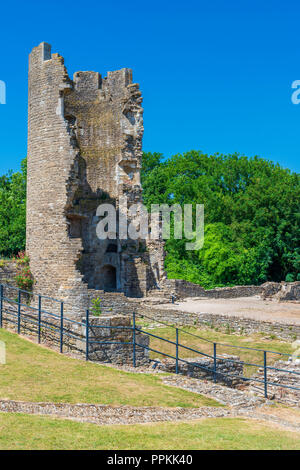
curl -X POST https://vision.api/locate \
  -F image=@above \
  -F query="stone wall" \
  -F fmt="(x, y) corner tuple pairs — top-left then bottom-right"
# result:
(64, 289), (300, 341)
(249, 360), (300, 406)
(84, 315), (149, 365)
(27, 43), (89, 313)
(145, 307), (300, 341)
(26, 42), (165, 314)
(1, 299), (149, 366)
(155, 355), (244, 387)
(163, 279), (263, 299)
(0, 261), (17, 287)
(163, 279), (300, 301)
(276, 282), (300, 301)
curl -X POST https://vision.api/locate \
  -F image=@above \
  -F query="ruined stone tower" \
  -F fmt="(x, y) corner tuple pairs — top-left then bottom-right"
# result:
(26, 42), (164, 311)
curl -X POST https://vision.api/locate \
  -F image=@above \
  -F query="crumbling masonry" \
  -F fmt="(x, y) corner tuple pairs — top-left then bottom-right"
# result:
(26, 42), (165, 312)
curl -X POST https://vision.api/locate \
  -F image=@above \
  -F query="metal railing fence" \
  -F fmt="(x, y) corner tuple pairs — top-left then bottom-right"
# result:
(0, 283), (299, 400)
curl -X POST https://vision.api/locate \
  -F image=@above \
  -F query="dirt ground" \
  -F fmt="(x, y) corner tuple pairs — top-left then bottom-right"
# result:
(153, 296), (300, 325)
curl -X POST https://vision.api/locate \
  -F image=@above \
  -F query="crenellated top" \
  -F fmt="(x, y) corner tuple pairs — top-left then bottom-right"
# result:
(30, 43), (137, 97)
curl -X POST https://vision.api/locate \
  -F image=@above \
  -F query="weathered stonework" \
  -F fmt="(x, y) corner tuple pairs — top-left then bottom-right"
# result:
(1, 297), (149, 366)
(84, 315), (149, 365)
(140, 307), (300, 341)
(275, 282), (300, 301)
(162, 279), (300, 302)
(249, 360), (300, 406)
(162, 279), (263, 299)
(0, 261), (17, 287)
(26, 43), (165, 313)
(154, 355), (244, 387)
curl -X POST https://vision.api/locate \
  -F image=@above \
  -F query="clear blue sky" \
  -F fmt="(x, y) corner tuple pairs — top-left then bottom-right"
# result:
(0, 0), (299, 174)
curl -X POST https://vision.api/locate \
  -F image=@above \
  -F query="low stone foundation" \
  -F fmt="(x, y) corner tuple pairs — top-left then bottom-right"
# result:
(276, 283), (300, 301)
(1, 301), (149, 366)
(162, 279), (300, 301)
(2, 306), (84, 353)
(155, 355), (244, 387)
(83, 315), (149, 365)
(146, 308), (300, 341)
(249, 360), (300, 406)
(0, 262), (17, 287)
(163, 279), (263, 299)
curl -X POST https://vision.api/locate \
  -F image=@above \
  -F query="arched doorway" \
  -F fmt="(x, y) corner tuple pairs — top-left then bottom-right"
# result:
(102, 265), (117, 290)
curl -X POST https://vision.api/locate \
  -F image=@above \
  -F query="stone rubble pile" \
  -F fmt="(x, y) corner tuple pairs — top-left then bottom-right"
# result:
(154, 355), (244, 387)
(249, 359), (300, 406)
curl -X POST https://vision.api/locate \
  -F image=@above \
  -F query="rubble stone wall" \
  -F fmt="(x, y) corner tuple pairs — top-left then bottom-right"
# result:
(143, 307), (300, 341)
(163, 279), (300, 301)
(163, 279), (263, 298)
(249, 360), (300, 406)
(155, 355), (244, 387)
(26, 42), (165, 314)
(1, 300), (149, 366)
(0, 262), (17, 287)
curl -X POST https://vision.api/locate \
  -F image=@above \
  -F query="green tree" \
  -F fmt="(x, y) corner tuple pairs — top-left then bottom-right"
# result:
(0, 158), (27, 257)
(141, 151), (300, 287)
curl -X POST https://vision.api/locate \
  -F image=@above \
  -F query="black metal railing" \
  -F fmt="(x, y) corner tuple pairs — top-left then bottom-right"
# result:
(0, 283), (299, 400)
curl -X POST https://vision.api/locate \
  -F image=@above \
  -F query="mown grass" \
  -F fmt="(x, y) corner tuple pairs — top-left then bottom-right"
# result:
(141, 325), (294, 376)
(0, 413), (299, 450)
(0, 328), (218, 407)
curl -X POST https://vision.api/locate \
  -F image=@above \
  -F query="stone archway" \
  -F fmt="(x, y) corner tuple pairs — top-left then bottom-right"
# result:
(102, 265), (117, 290)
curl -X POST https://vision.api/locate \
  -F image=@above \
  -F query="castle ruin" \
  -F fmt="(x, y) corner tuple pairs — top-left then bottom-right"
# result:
(26, 42), (165, 312)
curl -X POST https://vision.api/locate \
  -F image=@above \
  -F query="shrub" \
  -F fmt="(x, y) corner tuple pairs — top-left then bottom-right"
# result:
(14, 251), (34, 292)
(91, 297), (102, 316)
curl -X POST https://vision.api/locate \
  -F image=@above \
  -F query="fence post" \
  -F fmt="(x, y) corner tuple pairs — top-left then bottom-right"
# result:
(0, 284), (3, 328)
(213, 343), (217, 383)
(132, 312), (136, 368)
(38, 295), (42, 343)
(85, 309), (89, 361)
(176, 328), (179, 374)
(60, 302), (64, 354)
(264, 351), (268, 399)
(17, 289), (21, 334)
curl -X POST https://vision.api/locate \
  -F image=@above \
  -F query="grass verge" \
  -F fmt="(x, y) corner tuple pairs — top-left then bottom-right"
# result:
(0, 328), (218, 407)
(0, 413), (299, 450)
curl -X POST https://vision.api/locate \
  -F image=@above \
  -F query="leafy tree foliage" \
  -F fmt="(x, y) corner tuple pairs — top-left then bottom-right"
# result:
(141, 151), (300, 288)
(0, 153), (299, 288)
(0, 158), (26, 257)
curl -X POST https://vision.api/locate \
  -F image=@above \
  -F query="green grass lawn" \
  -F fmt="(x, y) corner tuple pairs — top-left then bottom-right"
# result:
(0, 413), (299, 450)
(0, 328), (218, 407)
(142, 325), (293, 376)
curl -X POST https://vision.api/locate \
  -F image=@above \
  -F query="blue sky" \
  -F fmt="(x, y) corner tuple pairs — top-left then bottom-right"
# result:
(0, 0), (299, 174)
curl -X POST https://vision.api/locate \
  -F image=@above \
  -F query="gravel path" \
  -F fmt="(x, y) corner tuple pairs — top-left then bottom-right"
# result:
(1, 399), (300, 432)
(155, 296), (300, 325)
(0, 399), (230, 425)
(161, 376), (265, 408)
